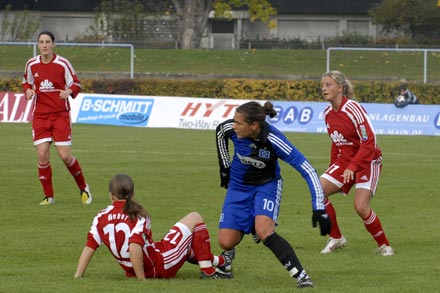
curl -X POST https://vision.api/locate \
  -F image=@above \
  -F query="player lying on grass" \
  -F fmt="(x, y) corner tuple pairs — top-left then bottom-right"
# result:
(74, 173), (232, 279)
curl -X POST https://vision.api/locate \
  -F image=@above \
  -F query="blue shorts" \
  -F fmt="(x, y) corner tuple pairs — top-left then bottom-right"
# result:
(218, 178), (283, 234)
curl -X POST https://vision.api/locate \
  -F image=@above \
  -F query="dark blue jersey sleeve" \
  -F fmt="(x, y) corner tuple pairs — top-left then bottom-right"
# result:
(267, 128), (325, 211)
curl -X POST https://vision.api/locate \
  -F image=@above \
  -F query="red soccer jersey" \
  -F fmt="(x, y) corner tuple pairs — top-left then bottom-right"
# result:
(22, 54), (81, 114)
(323, 96), (381, 173)
(85, 201), (165, 278)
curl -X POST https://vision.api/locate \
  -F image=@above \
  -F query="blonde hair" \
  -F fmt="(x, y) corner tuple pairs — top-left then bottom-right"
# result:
(321, 70), (354, 99)
(399, 78), (408, 90)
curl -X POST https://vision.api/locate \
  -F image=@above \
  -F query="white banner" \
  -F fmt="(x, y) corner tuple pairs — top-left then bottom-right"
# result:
(71, 93), (250, 130)
(3, 92), (440, 136)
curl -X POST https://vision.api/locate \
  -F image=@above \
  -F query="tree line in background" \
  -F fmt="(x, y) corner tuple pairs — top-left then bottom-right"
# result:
(80, 0), (275, 49)
(370, 0), (440, 44)
(78, 0), (440, 48)
(80, 0), (178, 47)
(1, 0), (440, 48)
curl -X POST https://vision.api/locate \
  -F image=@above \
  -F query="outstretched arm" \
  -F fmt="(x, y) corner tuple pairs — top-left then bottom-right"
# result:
(269, 134), (330, 236)
(74, 246), (96, 278)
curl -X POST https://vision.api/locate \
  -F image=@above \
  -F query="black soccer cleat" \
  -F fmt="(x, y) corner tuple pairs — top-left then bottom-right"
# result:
(297, 275), (315, 288)
(200, 268), (233, 279)
(217, 248), (235, 272)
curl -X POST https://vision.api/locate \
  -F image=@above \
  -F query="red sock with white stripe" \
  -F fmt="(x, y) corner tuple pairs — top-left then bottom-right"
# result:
(363, 209), (390, 247)
(325, 199), (343, 238)
(66, 156), (86, 190)
(38, 162), (53, 197)
(212, 255), (225, 267)
(192, 223), (215, 275)
(187, 252), (225, 267)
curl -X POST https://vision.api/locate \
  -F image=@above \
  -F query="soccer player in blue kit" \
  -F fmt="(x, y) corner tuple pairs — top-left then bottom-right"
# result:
(215, 101), (331, 288)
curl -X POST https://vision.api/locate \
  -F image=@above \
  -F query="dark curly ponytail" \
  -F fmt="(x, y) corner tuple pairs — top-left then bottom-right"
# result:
(235, 101), (277, 126)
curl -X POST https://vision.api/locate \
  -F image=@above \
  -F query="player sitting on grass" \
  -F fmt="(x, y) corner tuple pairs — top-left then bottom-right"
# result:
(75, 173), (232, 280)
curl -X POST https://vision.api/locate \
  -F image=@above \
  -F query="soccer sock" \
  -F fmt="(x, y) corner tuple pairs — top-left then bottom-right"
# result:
(363, 209), (390, 247)
(325, 199), (343, 238)
(192, 223), (215, 275)
(263, 232), (304, 278)
(38, 162), (53, 197)
(212, 255), (224, 267)
(66, 156), (86, 190)
(187, 251), (225, 267)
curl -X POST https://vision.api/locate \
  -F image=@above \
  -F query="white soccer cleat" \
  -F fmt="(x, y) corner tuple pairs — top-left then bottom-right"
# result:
(320, 236), (347, 254)
(374, 244), (395, 256)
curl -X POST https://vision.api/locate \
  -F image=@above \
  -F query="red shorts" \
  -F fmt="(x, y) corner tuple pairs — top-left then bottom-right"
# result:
(152, 222), (193, 278)
(32, 112), (72, 146)
(321, 156), (382, 195)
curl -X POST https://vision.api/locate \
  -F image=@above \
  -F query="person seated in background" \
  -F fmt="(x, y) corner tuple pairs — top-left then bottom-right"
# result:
(394, 79), (419, 108)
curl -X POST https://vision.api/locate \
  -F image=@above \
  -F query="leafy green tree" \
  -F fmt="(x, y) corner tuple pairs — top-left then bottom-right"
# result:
(87, 0), (275, 48)
(170, 0), (277, 49)
(369, 0), (440, 41)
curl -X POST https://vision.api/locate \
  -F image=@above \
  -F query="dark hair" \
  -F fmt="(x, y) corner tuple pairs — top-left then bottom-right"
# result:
(235, 101), (277, 126)
(109, 174), (149, 221)
(38, 31), (55, 42)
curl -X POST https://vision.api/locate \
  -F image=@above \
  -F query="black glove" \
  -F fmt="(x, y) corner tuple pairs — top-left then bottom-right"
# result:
(312, 210), (331, 236)
(219, 166), (230, 189)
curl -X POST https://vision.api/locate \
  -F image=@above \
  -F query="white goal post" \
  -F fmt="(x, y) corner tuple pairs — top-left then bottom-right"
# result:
(326, 47), (440, 83)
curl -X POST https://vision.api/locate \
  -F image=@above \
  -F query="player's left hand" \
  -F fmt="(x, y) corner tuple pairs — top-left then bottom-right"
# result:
(59, 89), (72, 100)
(312, 210), (331, 236)
(342, 168), (354, 183)
(219, 166), (230, 189)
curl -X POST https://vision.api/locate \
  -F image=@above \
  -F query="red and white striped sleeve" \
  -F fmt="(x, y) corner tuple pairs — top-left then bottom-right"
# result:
(343, 100), (378, 172)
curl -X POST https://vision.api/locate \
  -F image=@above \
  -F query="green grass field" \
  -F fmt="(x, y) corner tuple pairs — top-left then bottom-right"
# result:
(1, 122), (439, 292)
(2, 45), (440, 81)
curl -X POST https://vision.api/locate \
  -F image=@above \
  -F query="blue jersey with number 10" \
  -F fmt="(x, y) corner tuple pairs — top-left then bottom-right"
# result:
(216, 119), (325, 211)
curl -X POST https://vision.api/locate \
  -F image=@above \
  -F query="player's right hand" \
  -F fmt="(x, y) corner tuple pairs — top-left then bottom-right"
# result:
(25, 89), (35, 100)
